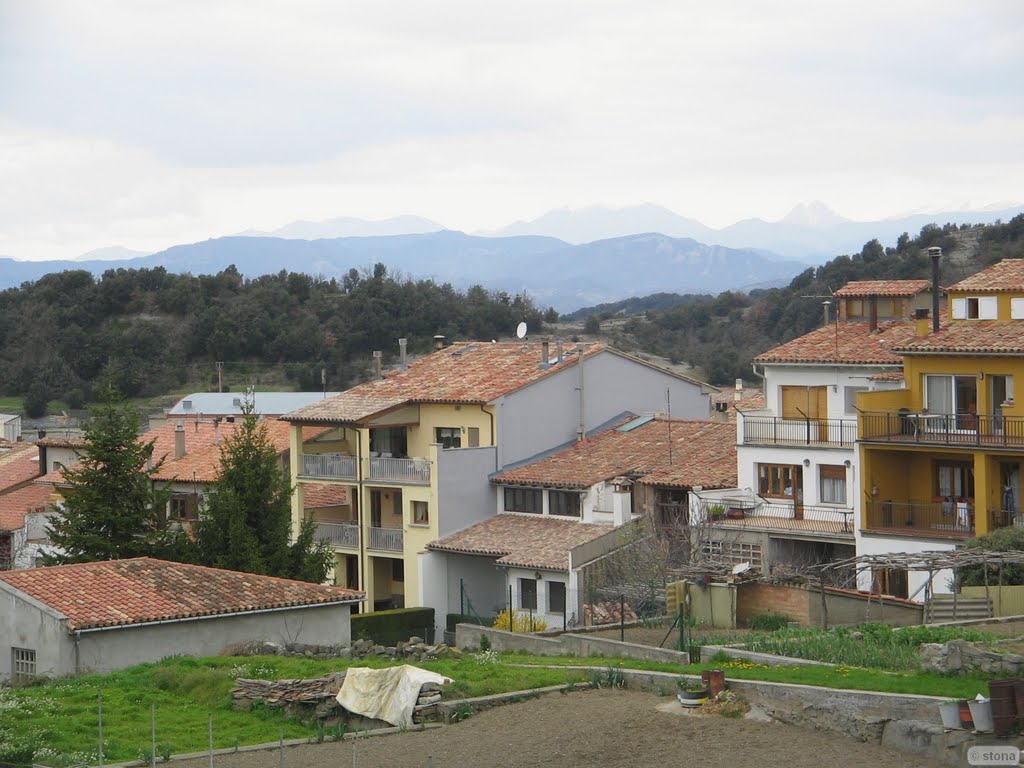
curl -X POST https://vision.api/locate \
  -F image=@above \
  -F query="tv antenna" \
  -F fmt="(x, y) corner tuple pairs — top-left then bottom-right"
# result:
(515, 321), (528, 340)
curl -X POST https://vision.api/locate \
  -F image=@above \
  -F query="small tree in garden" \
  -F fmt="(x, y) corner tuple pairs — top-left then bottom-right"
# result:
(959, 527), (1024, 586)
(192, 401), (333, 582)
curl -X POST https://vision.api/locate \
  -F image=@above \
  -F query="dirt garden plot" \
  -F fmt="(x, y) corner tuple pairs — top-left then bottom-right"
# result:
(173, 688), (945, 768)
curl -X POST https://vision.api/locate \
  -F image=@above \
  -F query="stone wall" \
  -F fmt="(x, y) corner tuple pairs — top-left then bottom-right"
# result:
(919, 638), (1024, 676)
(455, 625), (690, 664)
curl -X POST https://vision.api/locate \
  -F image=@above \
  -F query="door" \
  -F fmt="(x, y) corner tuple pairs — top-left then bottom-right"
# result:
(781, 386), (828, 442)
(992, 376), (1014, 433)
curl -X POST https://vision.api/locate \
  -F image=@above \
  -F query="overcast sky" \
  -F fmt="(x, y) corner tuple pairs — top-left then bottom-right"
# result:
(2, 1), (1022, 261)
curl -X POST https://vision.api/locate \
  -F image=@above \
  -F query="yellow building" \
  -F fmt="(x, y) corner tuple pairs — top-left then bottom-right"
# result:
(858, 258), (1024, 597)
(283, 339), (712, 611)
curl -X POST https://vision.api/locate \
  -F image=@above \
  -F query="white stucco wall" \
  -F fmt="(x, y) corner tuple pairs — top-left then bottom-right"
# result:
(505, 566), (570, 631)
(0, 585), (74, 681)
(855, 533), (957, 597)
(0, 593), (355, 680)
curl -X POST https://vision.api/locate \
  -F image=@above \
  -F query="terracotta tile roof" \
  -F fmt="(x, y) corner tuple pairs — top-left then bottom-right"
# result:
(427, 514), (612, 571)
(868, 370), (905, 382)
(0, 557), (363, 631)
(753, 320), (918, 365)
(895, 321), (1024, 354)
(833, 280), (931, 298)
(946, 259), (1024, 292)
(35, 436), (86, 449)
(302, 483), (350, 508)
(151, 420), (328, 483)
(492, 417), (736, 490)
(0, 482), (54, 531)
(0, 442), (40, 492)
(286, 342), (706, 424)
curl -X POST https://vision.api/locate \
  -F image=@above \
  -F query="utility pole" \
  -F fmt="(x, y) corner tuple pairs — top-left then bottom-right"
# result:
(215, 362), (224, 393)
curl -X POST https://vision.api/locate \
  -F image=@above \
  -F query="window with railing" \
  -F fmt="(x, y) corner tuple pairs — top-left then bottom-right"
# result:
(758, 464), (795, 499)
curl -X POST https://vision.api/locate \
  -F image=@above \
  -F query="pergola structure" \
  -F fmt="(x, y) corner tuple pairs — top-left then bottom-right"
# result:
(813, 549), (1024, 627)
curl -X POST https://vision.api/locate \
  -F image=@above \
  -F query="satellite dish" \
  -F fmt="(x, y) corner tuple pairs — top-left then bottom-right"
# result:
(515, 321), (528, 340)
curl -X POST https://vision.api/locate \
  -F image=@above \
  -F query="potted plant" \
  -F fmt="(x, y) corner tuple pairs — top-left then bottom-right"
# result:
(707, 504), (725, 521)
(677, 678), (710, 707)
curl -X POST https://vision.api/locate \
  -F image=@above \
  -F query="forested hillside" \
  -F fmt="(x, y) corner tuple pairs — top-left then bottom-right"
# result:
(3, 217), (1023, 414)
(0, 264), (547, 414)
(601, 217), (1024, 384)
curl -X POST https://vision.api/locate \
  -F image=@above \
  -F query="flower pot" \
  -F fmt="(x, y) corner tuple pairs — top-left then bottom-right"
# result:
(938, 702), (962, 730)
(958, 700), (973, 729)
(969, 699), (994, 734)
(677, 687), (710, 708)
(726, 508), (745, 519)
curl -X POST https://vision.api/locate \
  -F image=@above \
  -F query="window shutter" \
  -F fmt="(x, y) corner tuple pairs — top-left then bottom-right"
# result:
(979, 296), (998, 320)
(951, 298), (967, 319)
(1012, 298), (1024, 320)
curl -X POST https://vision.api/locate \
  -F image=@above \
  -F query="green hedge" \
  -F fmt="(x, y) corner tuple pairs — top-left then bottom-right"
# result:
(352, 607), (435, 644)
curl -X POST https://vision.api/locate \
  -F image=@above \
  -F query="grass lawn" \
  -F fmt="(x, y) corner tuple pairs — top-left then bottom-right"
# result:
(0, 654), (590, 765)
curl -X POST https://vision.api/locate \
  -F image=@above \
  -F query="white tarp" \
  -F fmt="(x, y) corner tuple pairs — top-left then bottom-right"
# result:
(336, 665), (452, 728)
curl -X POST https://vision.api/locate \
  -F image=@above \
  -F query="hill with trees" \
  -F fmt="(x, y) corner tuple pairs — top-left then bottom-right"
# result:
(3, 216), (1023, 411)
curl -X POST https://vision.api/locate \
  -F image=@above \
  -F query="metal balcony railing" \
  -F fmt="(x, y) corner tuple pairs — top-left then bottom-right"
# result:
(368, 456), (431, 485)
(315, 521), (360, 549)
(367, 525), (404, 552)
(989, 508), (1024, 531)
(300, 452), (358, 480)
(741, 416), (857, 447)
(860, 411), (1024, 448)
(706, 502), (854, 536)
(864, 500), (974, 537)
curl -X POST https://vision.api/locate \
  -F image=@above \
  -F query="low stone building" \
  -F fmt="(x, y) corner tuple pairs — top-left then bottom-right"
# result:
(0, 557), (363, 681)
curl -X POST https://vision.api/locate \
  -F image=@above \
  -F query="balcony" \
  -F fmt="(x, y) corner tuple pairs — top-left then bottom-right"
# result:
(709, 502), (854, 538)
(301, 452), (358, 480)
(741, 416), (857, 448)
(860, 411), (1024, 449)
(989, 509), (1024, 532)
(367, 456), (431, 485)
(315, 521), (360, 549)
(863, 500), (974, 539)
(367, 525), (404, 553)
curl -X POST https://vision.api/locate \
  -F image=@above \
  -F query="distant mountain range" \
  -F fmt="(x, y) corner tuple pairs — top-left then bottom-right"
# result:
(481, 201), (1024, 260)
(0, 231), (803, 312)
(237, 214), (444, 240)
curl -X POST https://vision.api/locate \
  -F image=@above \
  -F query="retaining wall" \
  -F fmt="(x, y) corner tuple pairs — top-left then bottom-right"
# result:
(454, 625), (690, 664)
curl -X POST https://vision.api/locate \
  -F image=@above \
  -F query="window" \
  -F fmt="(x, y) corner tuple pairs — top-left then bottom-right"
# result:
(780, 386), (825, 420)
(519, 578), (537, 610)
(369, 427), (407, 457)
(548, 581), (566, 614)
(169, 494), (198, 520)
(52, 461), (64, 472)
(844, 386), (867, 414)
(757, 464), (795, 498)
(391, 559), (405, 582)
(504, 487), (542, 514)
(925, 374), (978, 427)
(846, 298), (864, 318)
(1012, 298), (1024, 320)
(953, 296), (997, 320)
(872, 568), (908, 599)
(12, 648), (36, 683)
(936, 461), (974, 500)
(549, 490), (581, 517)
(411, 501), (429, 526)
(819, 465), (847, 505)
(435, 427), (461, 449)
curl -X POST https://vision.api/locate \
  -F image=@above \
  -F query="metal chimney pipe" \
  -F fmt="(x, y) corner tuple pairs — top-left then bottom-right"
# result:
(822, 301), (831, 326)
(372, 350), (383, 379)
(734, 378), (743, 402)
(433, 335), (445, 351)
(174, 419), (185, 460)
(929, 247), (942, 332)
(398, 338), (408, 370)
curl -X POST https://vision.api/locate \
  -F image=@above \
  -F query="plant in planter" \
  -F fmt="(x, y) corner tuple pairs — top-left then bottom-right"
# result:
(677, 678), (711, 708)
(707, 504), (725, 520)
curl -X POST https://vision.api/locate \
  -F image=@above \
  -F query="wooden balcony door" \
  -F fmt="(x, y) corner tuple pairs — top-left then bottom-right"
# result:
(781, 385), (828, 442)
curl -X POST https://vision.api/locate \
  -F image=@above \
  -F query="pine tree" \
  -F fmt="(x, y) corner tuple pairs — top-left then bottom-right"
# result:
(46, 390), (181, 563)
(193, 408), (332, 582)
